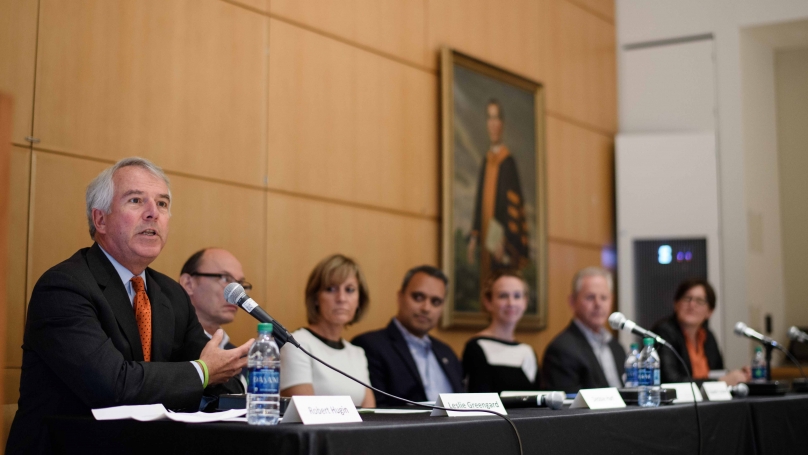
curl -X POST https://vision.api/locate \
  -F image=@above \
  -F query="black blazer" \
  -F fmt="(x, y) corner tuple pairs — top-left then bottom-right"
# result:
(352, 320), (464, 407)
(542, 321), (626, 394)
(7, 244), (223, 454)
(651, 314), (724, 383)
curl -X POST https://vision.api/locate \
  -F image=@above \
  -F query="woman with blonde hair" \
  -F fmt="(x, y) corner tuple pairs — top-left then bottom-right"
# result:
(462, 270), (539, 393)
(279, 254), (375, 407)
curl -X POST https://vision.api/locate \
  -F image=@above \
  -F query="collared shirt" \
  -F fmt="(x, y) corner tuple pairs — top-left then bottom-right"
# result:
(574, 319), (623, 388)
(393, 318), (454, 402)
(683, 327), (710, 379)
(99, 245), (204, 385)
(99, 246), (147, 307)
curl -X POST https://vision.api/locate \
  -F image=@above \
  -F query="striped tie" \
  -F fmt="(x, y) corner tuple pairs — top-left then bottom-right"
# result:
(130, 276), (152, 362)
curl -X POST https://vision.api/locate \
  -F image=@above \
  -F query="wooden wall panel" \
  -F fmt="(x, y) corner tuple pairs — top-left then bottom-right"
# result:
(225, 0), (269, 14)
(547, 0), (617, 133)
(5, 148), (30, 368)
(427, 0), (549, 81)
(547, 117), (614, 247)
(567, 0), (614, 22)
(264, 193), (439, 345)
(271, 0), (428, 68)
(149, 176), (267, 348)
(436, 240), (604, 356)
(0, 93), (10, 454)
(0, 0), (38, 146)
(267, 19), (439, 217)
(27, 153), (100, 295)
(33, 0), (268, 187)
(2, 370), (19, 407)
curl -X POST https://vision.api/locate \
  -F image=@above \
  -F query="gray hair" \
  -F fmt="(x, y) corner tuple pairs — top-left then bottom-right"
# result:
(571, 266), (613, 296)
(85, 157), (171, 239)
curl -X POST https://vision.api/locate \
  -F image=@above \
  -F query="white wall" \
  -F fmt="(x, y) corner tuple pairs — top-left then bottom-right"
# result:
(740, 32), (787, 353)
(776, 49), (808, 328)
(617, 0), (808, 368)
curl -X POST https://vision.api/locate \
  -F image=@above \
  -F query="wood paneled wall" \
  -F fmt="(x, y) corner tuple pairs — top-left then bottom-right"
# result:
(0, 0), (616, 416)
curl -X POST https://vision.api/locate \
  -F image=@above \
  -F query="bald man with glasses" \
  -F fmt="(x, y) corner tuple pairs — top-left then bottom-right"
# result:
(180, 248), (252, 350)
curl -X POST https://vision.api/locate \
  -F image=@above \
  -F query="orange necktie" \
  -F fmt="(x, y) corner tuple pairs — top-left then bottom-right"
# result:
(130, 276), (152, 362)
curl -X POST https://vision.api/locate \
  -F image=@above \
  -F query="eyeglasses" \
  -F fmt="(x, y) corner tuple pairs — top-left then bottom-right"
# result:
(681, 296), (708, 306)
(190, 272), (252, 291)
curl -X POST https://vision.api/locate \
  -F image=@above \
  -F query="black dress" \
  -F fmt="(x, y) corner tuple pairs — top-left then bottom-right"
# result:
(463, 336), (540, 393)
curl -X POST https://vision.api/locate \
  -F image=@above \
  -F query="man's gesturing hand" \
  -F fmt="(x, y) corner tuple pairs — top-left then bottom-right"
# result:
(200, 329), (254, 385)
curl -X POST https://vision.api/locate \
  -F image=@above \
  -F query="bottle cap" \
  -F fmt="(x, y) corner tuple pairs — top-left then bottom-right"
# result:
(755, 346), (762, 352)
(258, 322), (273, 333)
(630, 343), (639, 350)
(643, 337), (654, 346)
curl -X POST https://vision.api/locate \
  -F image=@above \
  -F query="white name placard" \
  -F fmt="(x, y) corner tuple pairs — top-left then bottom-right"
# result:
(430, 393), (507, 417)
(662, 382), (704, 403)
(570, 388), (626, 410)
(281, 396), (362, 425)
(700, 381), (733, 401)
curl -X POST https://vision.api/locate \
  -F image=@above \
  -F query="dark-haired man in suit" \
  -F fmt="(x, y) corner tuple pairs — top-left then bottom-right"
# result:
(7, 157), (251, 454)
(353, 266), (464, 406)
(542, 266), (626, 394)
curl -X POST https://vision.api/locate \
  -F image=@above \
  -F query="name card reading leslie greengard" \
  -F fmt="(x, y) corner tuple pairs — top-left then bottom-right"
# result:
(430, 393), (507, 417)
(282, 396), (362, 425)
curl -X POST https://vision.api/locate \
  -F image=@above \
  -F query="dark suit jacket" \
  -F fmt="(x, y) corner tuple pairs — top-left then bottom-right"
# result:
(6, 244), (223, 454)
(352, 320), (464, 407)
(651, 314), (724, 383)
(542, 321), (626, 394)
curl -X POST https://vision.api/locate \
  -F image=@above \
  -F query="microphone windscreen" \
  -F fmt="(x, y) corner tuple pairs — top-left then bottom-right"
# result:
(734, 322), (747, 336)
(224, 282), (245, 305)
(789, 326), (802, 341)
(608, 312), (626, 330)
(544, 392), (565, 410)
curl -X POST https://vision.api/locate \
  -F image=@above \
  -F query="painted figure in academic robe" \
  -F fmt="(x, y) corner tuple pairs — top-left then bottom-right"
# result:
(467, 100), (529, 293)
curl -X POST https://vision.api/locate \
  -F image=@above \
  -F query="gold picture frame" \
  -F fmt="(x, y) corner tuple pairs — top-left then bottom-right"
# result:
(440, 48), (547, 331)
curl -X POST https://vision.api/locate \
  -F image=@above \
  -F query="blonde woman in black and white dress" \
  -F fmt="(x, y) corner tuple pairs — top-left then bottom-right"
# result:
(463, 270), (540, 393)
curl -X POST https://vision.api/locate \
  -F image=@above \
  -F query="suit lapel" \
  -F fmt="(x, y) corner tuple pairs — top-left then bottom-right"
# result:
(87, 243), (142, 360)
(569, 322), (609, 386)
(386, 322), (425, 394)
(146, 271), (175, 362)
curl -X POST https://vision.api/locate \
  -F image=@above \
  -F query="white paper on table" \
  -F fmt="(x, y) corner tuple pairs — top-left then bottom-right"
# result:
(93, 404), (168, 421)
(165, 409), (247, 423)
(93, 405), (247, 423)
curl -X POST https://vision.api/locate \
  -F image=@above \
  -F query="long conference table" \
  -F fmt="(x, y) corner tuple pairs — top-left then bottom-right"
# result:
(47, 394), (808, 455)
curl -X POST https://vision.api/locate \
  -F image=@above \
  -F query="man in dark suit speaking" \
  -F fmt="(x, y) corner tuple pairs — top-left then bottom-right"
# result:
(353, 266), (464, 407)
(6, 157), (252, 454)
(542, 266), (626, 394)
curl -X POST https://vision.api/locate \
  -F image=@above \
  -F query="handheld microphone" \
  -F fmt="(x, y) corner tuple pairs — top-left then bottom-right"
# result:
(608, 312), (668, 346)
(729, 383), (749, 398)
(223, 283), (299, 348)
(788, 326), (808, 344)
(733, 322), (779, 347)
(500, 392), (564, 410)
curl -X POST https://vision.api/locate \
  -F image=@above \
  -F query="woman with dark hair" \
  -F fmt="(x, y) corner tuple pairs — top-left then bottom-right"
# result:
(462, 270), (539, 393)
(279, 254), (375, 407)
(651, 278), (750, 385)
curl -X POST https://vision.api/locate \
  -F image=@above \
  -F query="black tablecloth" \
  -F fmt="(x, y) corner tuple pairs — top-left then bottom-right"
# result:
(47, 395), (808, 455)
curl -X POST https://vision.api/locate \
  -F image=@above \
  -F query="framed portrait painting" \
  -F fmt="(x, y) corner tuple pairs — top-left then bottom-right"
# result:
(440, 48), (547, 331)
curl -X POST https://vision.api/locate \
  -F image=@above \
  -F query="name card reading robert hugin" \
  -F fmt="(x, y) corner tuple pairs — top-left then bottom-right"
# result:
(282, 396), (362, 424)
(307, 406), (353, 416)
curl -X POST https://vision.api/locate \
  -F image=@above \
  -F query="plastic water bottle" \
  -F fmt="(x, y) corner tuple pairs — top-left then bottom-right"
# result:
(637, 337), (661, 407)
(624, 343), (640, 387)
(751, 346), (767, 383)
(247, 323), (280, 425)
